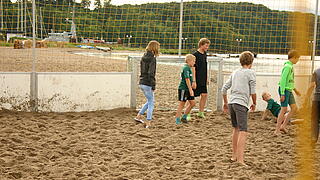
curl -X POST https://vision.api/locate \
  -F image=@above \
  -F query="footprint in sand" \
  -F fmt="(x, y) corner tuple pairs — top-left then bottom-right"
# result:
(11, 137), (23, 144)
(9, 172), (23, 179)
(0, 158), (6, 166)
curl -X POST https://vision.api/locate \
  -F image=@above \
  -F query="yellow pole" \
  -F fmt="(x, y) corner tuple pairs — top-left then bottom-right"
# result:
(292, 0), (315, 179)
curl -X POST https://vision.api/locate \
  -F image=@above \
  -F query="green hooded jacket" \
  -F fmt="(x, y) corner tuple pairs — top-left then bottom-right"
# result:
(278, 61), (294, 95)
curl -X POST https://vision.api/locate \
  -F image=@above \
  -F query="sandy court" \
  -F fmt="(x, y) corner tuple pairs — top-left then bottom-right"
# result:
(0, 47), (319, 179)
(0, 47), (127, 72)
(0, 109), (319, 179)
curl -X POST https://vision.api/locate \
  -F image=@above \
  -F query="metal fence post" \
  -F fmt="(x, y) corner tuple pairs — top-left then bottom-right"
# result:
(205, 60), (212, 111)
(216, 58), (224, 111)
(178, 0), (183, 57)
(30, 72), (38, 111)
(127, 56), (131, 72)
(30, 0), (38, 112)
(130, 56), (137, 109)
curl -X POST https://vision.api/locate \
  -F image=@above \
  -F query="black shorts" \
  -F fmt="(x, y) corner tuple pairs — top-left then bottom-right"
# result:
(178, 89), (195, 102)
(194, 85), (208, 97)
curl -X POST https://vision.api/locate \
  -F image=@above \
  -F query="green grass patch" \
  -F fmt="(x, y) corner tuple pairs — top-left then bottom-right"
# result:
(0, 41), (13, 47)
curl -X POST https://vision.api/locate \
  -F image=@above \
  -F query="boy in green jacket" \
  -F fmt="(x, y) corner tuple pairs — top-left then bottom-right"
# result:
(275, 50), (301, 135)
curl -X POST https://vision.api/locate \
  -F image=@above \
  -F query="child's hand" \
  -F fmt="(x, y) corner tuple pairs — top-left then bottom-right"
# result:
(250, 104), (256, 112)
(223, 104), (228, 113)
(192, 82), (197, 89)
(280, 95), (285, 102)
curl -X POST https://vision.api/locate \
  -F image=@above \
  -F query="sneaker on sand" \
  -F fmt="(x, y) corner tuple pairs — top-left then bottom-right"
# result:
(134, 117), (144, 123)
(197, 112), (205, 118)
(176, 117), (182, 125)
(186, 114), (191, 121)
(181, 114), (188, 123)
(181, 117), (188, 123)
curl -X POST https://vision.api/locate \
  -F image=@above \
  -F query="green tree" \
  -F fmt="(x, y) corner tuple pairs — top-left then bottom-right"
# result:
(94, 0), (102, 9)
(81, 0), (90, 8)
(103, 0), (111, 8)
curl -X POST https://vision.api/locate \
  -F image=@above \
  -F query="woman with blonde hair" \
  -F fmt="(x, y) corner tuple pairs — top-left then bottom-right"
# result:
(134, 40), (160, 128)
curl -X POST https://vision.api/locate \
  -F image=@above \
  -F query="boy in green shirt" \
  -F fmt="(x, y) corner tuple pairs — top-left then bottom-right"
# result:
(261, 92), (290, 122)
(262, 92), (281, 120)
(275, 50), (301, 135)
(175, 54), (196, 124)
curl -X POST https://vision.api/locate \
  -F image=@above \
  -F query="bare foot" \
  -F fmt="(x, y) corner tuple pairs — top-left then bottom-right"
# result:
(230, 158), (237, 162)
(274, 131), (281, 136)
(280, 128), (288, 134)
(145, 121), (151, 128)
(237, 161), (249, 167)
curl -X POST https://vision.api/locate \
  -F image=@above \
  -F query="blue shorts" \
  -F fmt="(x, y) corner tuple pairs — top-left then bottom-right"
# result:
(278, 87), (296, 107)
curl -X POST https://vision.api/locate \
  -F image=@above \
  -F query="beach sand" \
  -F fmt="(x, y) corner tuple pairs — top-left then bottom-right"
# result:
(0, 47), (319, 179)
(0, 47), (127, 72)
(0, 109), (319, 179)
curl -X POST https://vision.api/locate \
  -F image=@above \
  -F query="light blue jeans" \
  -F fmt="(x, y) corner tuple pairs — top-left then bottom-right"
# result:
(138, 84), (154, 120)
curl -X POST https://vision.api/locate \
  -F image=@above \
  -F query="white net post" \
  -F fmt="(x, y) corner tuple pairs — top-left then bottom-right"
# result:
(130, 56), (222, 111)
(206, 59), (212, 111)
(216, 58), (224, 111)
(128, 56), (137, 109)
(30, 0), (37, 112)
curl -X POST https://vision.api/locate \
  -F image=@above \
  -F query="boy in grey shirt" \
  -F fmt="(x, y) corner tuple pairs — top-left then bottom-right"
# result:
(222, 51), (257, 166)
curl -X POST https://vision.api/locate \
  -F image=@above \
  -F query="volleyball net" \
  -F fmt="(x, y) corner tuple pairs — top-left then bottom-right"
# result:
(1, 0), (319, 55)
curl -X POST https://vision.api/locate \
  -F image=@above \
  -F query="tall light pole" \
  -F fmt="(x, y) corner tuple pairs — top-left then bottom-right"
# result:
(236, 38), (242, 54)
(309, 40), (314, 54)
(40, 7), (43, 39)
(71, 3), (77, 42)
(126, 34), (132, 47)
(182, 37), (188, 50)
(17, 0), (20, 30)
(0, 0), (3, 31)
(24, 0), (27, 35)
(21, 0), (23, 32)
(178, 0), (183, 57)
(311, 0), (319, 75)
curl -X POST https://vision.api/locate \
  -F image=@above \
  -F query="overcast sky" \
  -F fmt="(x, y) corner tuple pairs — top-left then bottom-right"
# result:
(110, 0), (316, 12)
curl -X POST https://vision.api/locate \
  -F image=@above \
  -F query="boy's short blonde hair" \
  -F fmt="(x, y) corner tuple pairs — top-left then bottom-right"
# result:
(146, 40), (160, 57)
(198, 38), (210, 48)
(261, 92), (268, 99)
(262, 92), (271, 101)
(185, 54), (196, 63)
(239, 51), (254, 66)
(288, 49), (300, 59)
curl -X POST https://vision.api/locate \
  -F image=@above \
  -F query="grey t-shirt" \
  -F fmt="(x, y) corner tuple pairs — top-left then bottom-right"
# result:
(312, 68), (320, 101)
(222, 68), (256, 108)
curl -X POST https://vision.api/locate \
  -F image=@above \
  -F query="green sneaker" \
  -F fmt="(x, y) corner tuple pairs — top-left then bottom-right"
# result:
(197, 112), (205, 118)
(176, 117), (182, 125)
(186, 114), (191, 121)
